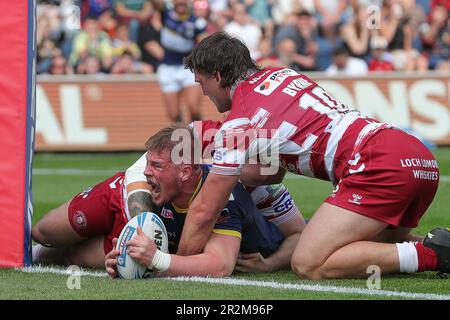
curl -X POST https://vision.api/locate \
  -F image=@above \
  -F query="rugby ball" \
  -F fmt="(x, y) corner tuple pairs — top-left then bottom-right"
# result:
(115, 211), (169, 279)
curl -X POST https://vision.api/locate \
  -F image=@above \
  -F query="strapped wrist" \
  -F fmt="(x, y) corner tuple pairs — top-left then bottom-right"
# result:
(150, 249), (171, 272)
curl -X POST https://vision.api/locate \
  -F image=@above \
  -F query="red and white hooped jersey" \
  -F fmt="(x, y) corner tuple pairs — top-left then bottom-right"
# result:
(210, 67), (391, 185)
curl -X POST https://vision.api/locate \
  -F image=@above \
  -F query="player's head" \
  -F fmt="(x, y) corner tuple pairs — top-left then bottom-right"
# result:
(184, 32), (260, 113)
(144, 123), (201, 206)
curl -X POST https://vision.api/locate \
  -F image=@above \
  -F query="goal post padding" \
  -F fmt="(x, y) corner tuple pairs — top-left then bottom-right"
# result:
(0, 0), (36, 267)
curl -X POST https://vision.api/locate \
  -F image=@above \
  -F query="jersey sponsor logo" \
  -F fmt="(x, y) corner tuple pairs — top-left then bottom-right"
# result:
(412, 170), (439, 181)
(160, 208), (174, 220)
(272, 191), (294, 213)
(400, 158), (439, 168)
(253, 69), (297, 96)
(213, 148), (225, 162)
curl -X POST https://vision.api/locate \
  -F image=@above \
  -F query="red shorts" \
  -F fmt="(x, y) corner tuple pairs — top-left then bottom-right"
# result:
(68, 172), (128, 254)
(325, 128), (439, 228)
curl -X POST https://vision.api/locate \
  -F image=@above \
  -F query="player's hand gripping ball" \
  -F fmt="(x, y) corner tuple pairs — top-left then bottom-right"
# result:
(116, 212), (168, 279)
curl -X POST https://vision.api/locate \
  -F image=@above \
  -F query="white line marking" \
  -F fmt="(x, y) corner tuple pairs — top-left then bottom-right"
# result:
(16, 266), (450, 300)
(171, 276), (450, 300)
(18, 265), (108, 277)
(33, 168), (450, 182)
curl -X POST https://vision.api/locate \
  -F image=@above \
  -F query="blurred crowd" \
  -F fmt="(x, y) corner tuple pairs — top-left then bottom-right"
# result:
(37, 0), (450, 76)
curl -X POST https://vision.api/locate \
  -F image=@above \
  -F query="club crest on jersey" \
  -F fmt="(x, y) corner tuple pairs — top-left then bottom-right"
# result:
(73, 211), (87, 229)
(160, 208), (174, 220)
(254, 69), (297, 96)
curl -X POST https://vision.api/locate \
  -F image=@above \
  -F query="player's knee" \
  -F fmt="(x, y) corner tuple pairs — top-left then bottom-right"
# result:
(31, 222), (52, 245)
(291, 253), (323, 280)
(291, 260), (316, 279)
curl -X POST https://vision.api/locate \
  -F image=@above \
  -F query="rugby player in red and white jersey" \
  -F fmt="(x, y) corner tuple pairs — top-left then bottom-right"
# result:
(180, 32), (450, 279)
(32, 121), (305, 273)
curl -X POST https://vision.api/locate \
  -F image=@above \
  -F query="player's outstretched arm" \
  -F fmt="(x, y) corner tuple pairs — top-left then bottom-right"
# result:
(162, 234), (240, 277)
(177, 173), (239, 256)
(125, 228), (241, 277)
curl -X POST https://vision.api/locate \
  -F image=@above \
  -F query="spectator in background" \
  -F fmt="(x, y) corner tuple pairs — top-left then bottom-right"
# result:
(37, 4), (66, 73)
(76, 55), (103, 74)
(431, 0), (450, 11)
(325, 46), (368, 75)
(367, 35), (395, 72)
(274, 10), (318, 71)
(244, 0), (274, 39)
(224, 2), (263, 60)
(151, 0), (207, 123)
(193, 0), (221, 34)
(257, 38), (286, 68)
(340, 4), (371, 61)
(38, 38), (60, 74)
(394, 0), (428, 53)
(276, 37), (305, 71)
(138, 19), (163, 72)
(81, 0), (118, 39)
(81, 0), (113, 20)
(112, 24), (142, 61)
(271, 0), (315, 27)
(314, 0), (352, 34)
(206, 0), (229, 31)
(422, 3), (450, 71)
(49, 49), (74, 74)
(70, 17), (114, 72)
(115, 0), (153, 42)
(111, 51), (154, 74)
(380, 0), (428, 71)
(315, 0), (344, 71)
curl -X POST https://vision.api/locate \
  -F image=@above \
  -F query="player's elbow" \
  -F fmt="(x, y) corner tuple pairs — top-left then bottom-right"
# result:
(210, 260), (234, 277)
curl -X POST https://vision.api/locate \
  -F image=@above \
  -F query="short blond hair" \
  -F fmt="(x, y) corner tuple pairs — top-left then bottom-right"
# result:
(145, 123), (200, 168)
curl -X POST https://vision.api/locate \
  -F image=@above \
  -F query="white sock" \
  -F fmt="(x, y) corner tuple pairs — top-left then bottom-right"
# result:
(32, 244), (43, 264)
(396, 242), (419, 273)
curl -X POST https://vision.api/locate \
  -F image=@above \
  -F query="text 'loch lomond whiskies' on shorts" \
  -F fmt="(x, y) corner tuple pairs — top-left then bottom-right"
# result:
(400, 158), (439, 181)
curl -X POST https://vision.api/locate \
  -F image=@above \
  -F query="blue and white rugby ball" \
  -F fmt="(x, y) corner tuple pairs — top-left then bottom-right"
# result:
(116, 211), (169, 279)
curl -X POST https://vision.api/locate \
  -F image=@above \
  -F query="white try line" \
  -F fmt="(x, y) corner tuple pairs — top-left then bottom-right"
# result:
(16, 266), (450, 300)
(33, 168), (450, 182)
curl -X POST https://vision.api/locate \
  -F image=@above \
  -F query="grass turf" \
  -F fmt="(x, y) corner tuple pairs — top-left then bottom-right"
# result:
(0, 148), (449, 300)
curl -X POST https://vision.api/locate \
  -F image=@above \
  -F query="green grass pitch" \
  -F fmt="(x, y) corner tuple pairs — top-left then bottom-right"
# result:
(0, 148), (449, 300)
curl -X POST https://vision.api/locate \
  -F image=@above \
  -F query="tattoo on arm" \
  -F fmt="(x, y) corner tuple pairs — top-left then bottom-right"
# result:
(127, 191), (154, 218)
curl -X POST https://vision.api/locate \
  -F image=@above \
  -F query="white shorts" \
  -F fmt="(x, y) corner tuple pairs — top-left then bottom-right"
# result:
(157, 64), (197, 93)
